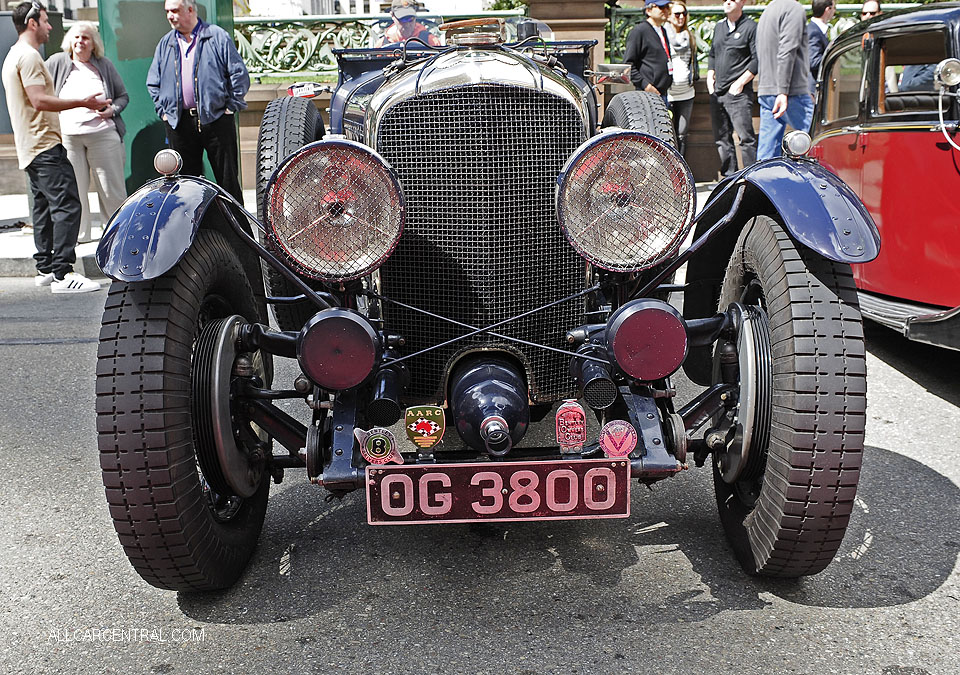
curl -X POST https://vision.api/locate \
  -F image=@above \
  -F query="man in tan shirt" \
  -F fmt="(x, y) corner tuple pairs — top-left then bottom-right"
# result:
(2, 1), (107, 292)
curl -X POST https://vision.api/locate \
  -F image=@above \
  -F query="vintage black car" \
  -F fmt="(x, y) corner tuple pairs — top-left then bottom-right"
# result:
(96, 18), (880, 591)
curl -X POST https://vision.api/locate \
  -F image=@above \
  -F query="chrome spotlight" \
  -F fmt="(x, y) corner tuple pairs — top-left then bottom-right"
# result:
(935, 58), (960, 88)
(154, 149), (182, 176)
(782, 130), (812, 158)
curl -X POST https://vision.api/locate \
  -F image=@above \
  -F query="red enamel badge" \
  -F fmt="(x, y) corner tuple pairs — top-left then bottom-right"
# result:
(599, 420), (637, 458)
(556, 400), (587, 454)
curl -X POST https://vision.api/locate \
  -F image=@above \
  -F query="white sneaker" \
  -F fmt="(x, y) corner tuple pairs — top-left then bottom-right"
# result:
(51, 272), (102, 294)
(34, 272), (55, 287)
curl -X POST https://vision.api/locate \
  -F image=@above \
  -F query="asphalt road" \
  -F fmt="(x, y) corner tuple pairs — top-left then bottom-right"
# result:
(0, 276), (958, 674)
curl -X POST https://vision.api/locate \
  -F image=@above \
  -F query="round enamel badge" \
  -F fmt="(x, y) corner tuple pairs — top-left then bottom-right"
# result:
(599, 420), (638, 458)
(354, 427), (403, 465)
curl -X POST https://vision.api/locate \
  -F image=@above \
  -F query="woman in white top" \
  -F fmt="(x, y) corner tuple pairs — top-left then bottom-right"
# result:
(665, 2), (699, 157)
(46, 23), (128, 243)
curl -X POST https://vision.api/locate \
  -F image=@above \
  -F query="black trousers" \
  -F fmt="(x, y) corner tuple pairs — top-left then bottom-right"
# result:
(164, 112), (243, 202)
(710, 91), (758, 177)
(670, 98), (695, 157)
(25, 145), (82, 278)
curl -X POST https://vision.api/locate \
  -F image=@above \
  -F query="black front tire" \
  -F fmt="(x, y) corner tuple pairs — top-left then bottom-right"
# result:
(714, 215), (866, 577)
(256, 96), (326, 331)
(97, 230), (270, 591)
(602, 90), (678, 147)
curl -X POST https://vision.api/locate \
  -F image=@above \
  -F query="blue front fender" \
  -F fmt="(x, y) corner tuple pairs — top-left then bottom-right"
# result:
(738, 158), (880, 263)
(96, 177), (221, 282)
(681, 158), (880, 386)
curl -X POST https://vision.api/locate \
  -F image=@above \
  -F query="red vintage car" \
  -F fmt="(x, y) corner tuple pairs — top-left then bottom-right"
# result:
(810, 3), (960, 349)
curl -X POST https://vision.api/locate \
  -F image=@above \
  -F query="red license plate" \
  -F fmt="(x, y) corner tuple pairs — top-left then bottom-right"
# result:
(366, 458), (630, 525)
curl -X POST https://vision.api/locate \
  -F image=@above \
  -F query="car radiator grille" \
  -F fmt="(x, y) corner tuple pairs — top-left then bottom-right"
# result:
(376, 84), (588, 403)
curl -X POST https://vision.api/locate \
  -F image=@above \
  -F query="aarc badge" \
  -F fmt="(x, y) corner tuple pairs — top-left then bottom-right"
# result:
(599, 420), (638, 458)
(405, 406), (445, 449)
(555, 399), (587, 454)
(355, 427), (403, 465)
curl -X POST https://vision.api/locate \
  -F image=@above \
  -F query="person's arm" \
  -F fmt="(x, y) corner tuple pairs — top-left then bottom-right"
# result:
(146, 43), (164, 119)
(691, 33), (700, 82)
(44, 53), (65, 94)
(624, 27), (645, 90)
(728, 70), (755, 96)
(222, 32), (250, 112)
(706, 26), (720, 94)
(730, 21), (758, 95)
(97, 58), (129, 120)
(808, 25), (826, 76)
(774, 7), (806, 116)
(20, 51), (107, 112)
(25, 84), (107, 112)
(634, 26), (657, 92)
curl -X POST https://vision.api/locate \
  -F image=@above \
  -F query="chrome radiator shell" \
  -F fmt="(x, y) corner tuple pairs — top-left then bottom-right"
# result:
(372, 53), (590, 402)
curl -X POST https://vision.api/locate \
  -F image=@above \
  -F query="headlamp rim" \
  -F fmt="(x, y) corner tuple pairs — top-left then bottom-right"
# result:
(264, 138), (406, 282)
(556, 129), (696, 273)
(935, 57), (960, 88)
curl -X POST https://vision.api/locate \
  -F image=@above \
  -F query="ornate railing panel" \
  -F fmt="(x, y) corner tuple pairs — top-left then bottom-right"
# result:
(608, 4), (921, 65)
(235, 10), (525, 77)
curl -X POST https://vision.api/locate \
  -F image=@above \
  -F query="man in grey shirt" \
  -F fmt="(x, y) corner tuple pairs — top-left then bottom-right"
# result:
(756, 0), (814, 159)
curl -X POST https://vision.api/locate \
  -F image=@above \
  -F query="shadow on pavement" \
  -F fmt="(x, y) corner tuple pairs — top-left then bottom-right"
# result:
(177, 445), (957, 626)
(864, 320), (960, 407)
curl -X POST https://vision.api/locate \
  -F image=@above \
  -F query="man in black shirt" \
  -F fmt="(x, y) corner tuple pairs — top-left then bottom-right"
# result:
(707, 0), (758, 177)
(624, 0), (673, 106)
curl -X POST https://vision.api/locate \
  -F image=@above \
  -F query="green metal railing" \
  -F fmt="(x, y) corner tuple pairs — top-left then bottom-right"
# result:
(608, 4), (922, 65)
(234, 10), (525, 77)
(231, 5), (920, 78)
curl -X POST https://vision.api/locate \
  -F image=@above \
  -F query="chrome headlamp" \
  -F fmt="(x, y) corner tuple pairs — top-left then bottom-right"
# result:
(153, 149), (182, 176)
(782, 130), (812, 157)
(265, 140), (404, 282)
(556, 131), (695, 273)
(935, 58), (960, 88)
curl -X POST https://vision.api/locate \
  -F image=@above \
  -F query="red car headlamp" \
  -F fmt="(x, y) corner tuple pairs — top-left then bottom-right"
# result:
(266, 139), (404, 282)
(605, 299), (688, 381)
(556, 130), (695, 272)
(297, 309), (382, 391)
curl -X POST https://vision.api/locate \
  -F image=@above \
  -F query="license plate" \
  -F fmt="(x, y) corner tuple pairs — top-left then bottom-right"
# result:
(366, 458), (630, 525)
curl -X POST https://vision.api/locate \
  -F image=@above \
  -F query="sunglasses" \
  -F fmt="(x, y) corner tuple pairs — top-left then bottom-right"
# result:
(861, 11), (878, 17)
(24, 1), (44, 24)
(673, 11), (687, 16)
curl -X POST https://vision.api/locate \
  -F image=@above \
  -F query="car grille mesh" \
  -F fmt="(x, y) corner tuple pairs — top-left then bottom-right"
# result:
(376, 85), (587, 402)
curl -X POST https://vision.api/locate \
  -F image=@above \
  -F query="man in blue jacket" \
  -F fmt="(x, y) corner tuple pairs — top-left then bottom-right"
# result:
(147, 0), (249, 202)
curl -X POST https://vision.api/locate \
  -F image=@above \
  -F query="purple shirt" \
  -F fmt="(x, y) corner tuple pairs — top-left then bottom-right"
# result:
(177, 30), (197, 109)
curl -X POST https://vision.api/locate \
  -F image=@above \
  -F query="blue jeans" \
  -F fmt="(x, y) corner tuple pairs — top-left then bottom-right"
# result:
(757, 94), (814, 161)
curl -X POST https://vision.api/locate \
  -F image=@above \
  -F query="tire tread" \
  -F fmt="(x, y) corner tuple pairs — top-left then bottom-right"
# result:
(97, 230), (268, 591)
(716, 216), (866, 577)
(602, 90), (678, 146)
